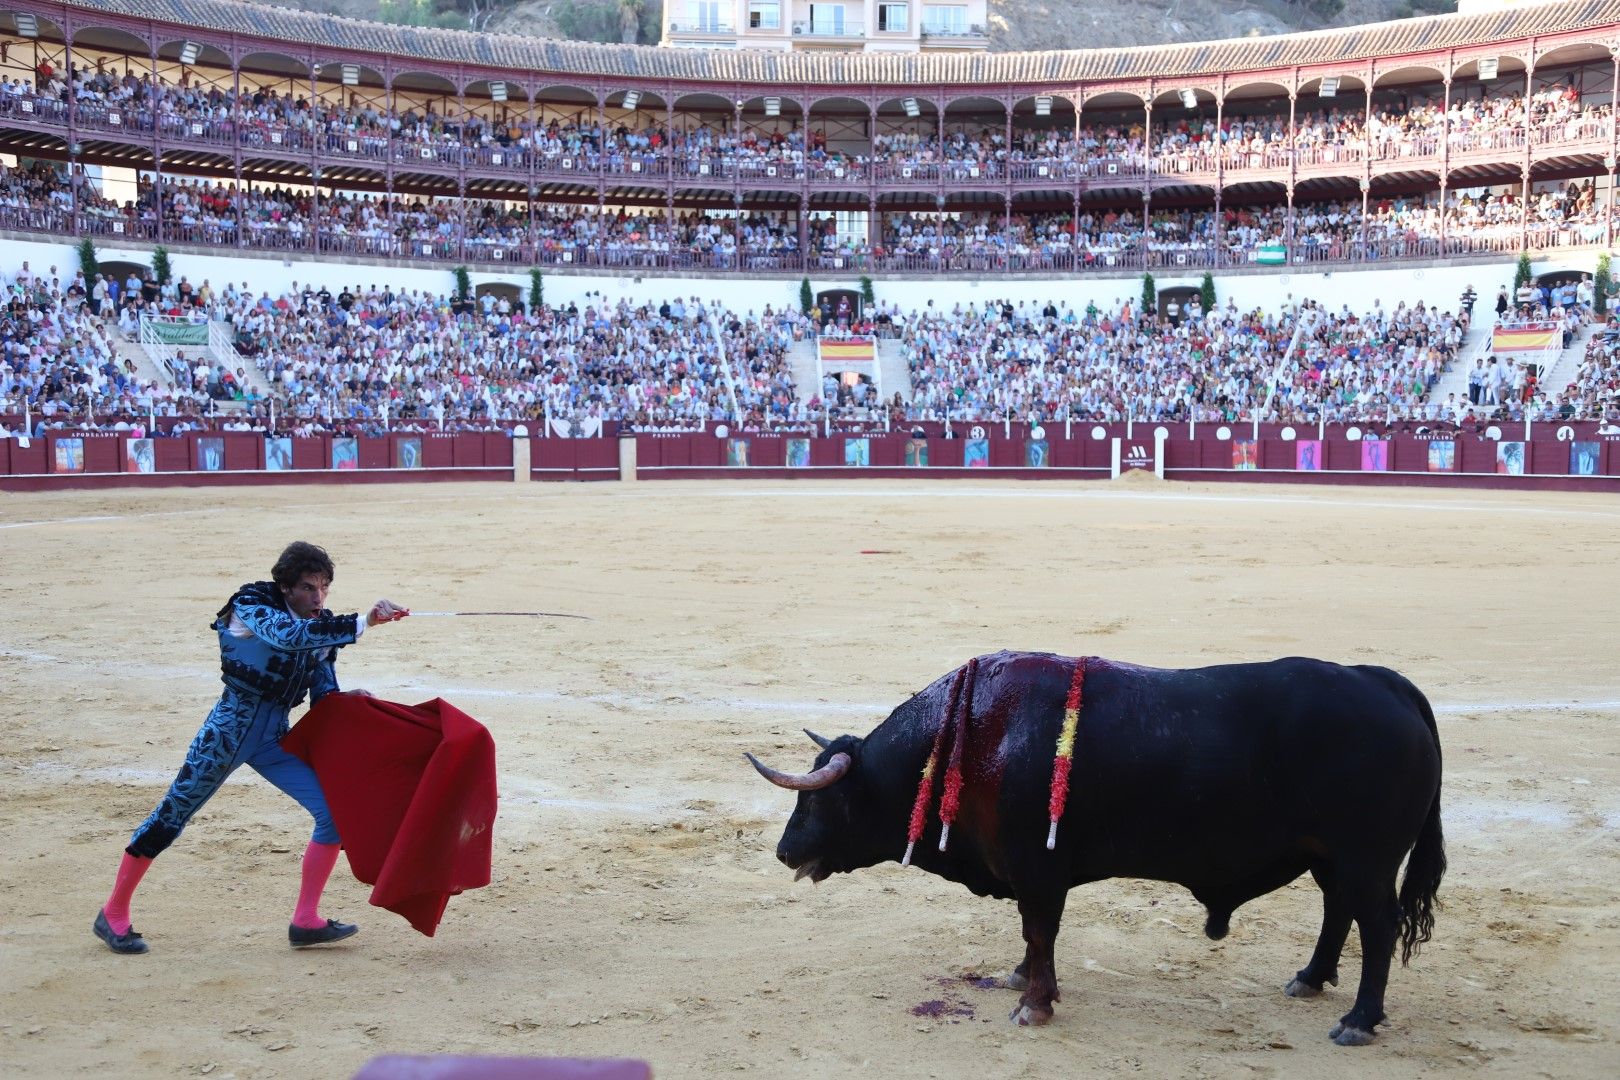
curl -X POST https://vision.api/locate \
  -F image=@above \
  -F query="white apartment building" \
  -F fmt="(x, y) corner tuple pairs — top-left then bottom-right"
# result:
(663, 0), (990, 51)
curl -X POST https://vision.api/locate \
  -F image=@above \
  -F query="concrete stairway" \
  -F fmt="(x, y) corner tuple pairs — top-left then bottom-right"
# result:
(1428, 320), (1493, 405)
(875, 336), (911, 406)
(1536, 323), (1597, 397)
(786, 337), (820, 401)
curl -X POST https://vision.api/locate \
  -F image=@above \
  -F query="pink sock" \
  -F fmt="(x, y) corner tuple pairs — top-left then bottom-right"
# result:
(104, 852), (152, 935)
(292, 841), (341, 929)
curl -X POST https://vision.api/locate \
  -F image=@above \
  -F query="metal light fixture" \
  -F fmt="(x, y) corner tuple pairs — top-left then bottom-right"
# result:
(490, 81), (508, 102)
(15, 14), (39, 37)
(1477, 57), (1498, 81)
(179, 41), (203, 66)
(764, 96), (781, 117)
(1318, 77), (1338, 98)
(341, 64), (360, 86)
(903, 97), (920, 118)
(1034, 95), (1053, 116)
(1180, 89), (1198, 109)
(622, 90), (641, 110)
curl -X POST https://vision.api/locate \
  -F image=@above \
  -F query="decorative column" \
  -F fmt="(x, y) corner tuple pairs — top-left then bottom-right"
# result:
(151, 44), (163, 244)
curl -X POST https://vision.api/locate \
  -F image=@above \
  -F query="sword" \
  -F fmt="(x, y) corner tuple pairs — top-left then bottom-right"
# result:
(409, 611), (592, 621)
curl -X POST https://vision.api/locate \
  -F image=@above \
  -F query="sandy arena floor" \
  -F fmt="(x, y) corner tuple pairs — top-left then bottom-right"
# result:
(1, 478), (1617, 1078)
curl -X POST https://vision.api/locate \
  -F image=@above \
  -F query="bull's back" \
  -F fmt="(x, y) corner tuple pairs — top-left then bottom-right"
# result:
(984, 654), (1440, 888)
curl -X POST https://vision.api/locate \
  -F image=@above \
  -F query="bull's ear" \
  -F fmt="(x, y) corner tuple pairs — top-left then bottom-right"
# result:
(804, 728), (833, 750)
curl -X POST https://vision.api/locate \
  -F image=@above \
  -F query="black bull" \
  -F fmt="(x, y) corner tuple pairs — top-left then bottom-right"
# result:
(748, 652), (1444, 1046)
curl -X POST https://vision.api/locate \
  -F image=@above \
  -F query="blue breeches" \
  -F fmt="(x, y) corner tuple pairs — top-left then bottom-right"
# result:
(128, 696), (337, 858)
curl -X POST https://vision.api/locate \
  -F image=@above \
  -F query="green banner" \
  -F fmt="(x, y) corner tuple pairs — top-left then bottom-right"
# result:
(1255, 245), (1287, 266)
(144, 320), (208, 346)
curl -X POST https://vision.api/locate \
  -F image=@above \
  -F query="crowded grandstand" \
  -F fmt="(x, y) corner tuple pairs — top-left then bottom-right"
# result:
(2, 0), (1618, 446)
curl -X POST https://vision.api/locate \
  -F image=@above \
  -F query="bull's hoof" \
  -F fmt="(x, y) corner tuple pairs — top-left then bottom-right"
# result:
(1285, 978), (1322, 999)
(1009, 1003), (1054, 1026)
(1329, 1022), (1376, 1046)
(1002, 969), (1030, 992)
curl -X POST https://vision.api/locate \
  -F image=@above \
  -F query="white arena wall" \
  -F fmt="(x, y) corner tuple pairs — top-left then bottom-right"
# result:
(9, 235), (1601, 316)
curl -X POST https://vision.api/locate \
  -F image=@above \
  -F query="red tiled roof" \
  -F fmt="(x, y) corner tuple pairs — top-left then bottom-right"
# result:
(45, 0), (1620, 86)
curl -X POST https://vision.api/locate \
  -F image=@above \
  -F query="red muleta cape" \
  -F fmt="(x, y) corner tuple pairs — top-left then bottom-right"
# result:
(283, 693), (497, 936)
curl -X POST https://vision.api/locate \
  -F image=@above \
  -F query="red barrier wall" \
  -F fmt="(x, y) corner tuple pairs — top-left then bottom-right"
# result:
(1, 431), (514, 490)
(8, 425), (1618, 490)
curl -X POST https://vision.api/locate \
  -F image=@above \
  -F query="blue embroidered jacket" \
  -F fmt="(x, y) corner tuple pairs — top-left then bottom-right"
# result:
(212, 581), (359, 716)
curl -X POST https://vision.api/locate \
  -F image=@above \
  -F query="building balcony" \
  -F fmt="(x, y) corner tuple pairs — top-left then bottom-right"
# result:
(793, 20), (866, 40)
(919, 23), (990, 49)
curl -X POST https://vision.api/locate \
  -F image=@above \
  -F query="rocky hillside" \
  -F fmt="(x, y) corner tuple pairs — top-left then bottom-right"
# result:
(263, 0), (1458, 51)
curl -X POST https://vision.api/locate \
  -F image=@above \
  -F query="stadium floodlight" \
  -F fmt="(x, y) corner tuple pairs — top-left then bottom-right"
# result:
(179, 41), (203, 66)
(622, 90), (641, 110)
(764, 96), (781, 117)
(1318, 77), (1339, 98)
(341, 64), (361, 87)
(903, 97), (920, 118)
(1034, 95), (1053, 116)
(15, 13), (39, 37)
(1477, 57), (1498, 81)
(1180, 89), (1198, 109)
(490, 81), (508, 102)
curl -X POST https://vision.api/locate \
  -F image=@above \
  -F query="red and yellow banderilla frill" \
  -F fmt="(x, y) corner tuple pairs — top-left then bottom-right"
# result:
(1046, 656), (1088, 849)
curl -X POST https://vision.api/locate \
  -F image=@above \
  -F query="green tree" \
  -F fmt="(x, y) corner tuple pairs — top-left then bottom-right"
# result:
(1514, 251), (1533, 292)
(859, 275), (875, 307)
(452, 265), (472, 301)
(1596, 252), (1612, 317)
(799, 277), (814, 315)
(1200, 271), (1216, 313)
(151, 246), (172, 286)
(529, 267), (545, 312)
(1141, 272), (1156, 318)
(77, 237), (99, 284)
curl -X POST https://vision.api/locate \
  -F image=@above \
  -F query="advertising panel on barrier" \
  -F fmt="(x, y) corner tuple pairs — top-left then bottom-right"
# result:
(198, 437), (225, 471)
(844, 439), (870, 467)
(728, 439), (750, 467)
(266, 437), (293, 471)
(396, 437), (423, 470)
(1232, 440), (1258, 470)
(1497, 441), (1526, 475)
(126, 438), (155, 474)
(964, 439), (989, 468)
(1360, 439), (1389, 472)
(333, 438), (359, 470)
(786, 439), (811, 467)
(906, 438), (929, 467)
(1570, 441), (1600, 475)
(1295, 440), (1321, 471)
(53, 437), (84, 473)
(1428, 441), (1457, 472)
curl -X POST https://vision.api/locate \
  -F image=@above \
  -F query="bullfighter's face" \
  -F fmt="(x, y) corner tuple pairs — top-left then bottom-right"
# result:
(282, 572), (330, 620)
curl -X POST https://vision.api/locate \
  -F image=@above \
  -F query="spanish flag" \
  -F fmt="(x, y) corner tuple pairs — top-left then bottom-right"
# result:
(819, 338), (876, 364)
(1491, 326), (1559, 353)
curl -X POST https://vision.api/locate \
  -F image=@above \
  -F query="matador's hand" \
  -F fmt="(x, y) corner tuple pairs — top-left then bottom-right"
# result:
(366, 599), (410, 627)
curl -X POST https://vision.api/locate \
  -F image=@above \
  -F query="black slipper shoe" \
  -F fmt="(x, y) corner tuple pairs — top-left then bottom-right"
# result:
(94, 909), (149, 955)
(289, 919), (359, 947)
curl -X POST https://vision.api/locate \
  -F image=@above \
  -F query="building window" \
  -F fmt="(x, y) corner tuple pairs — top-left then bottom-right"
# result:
(922, 4), (967, 33)
(878, 3), (908, 31)
(809, 4), (846, 34)
(687, 0), (723, 32)
(749, 1), (780, 29)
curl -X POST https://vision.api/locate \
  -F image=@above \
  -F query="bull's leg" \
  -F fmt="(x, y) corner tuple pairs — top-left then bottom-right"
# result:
(1288, 867), (1351, 999)
(1001, 957), (1030, 992)
(1009, 892), (1067, 1026)
(1328, 881), (1400, 1046)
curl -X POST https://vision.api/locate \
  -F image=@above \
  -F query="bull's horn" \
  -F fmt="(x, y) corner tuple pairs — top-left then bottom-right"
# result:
(744, 751), (851, 791)
(803, 728), (833, 749)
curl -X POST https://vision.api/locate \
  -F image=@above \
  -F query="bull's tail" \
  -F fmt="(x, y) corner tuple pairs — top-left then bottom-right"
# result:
(1397, 688), (1445, 965)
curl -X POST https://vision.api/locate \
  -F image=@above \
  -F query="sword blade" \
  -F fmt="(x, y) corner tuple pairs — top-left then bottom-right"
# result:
(411, 611), (592, 620)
